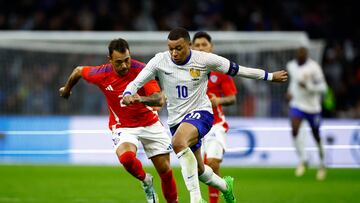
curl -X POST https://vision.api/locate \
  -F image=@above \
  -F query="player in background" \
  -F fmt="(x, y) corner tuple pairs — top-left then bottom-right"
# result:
(192, 31), (237, 203)
(59, 38), (178, 203)
(122, 27), (288, 203)
(286, 47), (328, 181)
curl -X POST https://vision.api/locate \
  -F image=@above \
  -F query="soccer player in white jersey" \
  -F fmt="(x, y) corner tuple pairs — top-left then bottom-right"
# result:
(286, 47), (328, 181)
(123, 27), (288, 203)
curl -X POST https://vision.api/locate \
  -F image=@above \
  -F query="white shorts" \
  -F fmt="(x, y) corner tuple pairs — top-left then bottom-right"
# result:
(203, 123), (226, 160)
(111, 121), (172, 158)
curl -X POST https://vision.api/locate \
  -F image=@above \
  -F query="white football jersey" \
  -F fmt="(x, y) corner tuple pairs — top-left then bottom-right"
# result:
(287, 58), (327, 113)
(124, 50), (230, 127)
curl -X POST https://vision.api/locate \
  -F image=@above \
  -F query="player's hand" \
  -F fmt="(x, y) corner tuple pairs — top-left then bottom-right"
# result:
(272, 70), (288, 82)
(132, 94), (142, 103)
(59, 86), (71, 99)
(122, 94), (139, 105)
(209, 93), (220, 107)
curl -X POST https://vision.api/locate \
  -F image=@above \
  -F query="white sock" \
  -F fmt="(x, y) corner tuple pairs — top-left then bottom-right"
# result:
(142, 173), (152, 185)
(317, 141), (325, 168)
(293, 123), (307, 163)
(199, 165), (227, 192)
(176, 147), (201, 203)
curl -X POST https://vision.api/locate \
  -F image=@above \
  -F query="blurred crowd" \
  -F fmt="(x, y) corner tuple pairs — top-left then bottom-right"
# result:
(0, 0), (359, 118)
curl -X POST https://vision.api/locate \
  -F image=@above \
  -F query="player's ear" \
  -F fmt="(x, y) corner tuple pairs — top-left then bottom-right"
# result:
(107, 55), (112, 63)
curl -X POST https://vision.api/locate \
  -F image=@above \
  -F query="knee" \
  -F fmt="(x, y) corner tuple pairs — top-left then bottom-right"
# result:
(118, 151), (136, 165)
(158, 162), (172, 174)
(172, 139), (188, 153)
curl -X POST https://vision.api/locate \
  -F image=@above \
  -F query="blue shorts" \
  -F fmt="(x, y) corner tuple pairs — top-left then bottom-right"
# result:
(289, 107), (321, 130)
(170, 110), (214, 152)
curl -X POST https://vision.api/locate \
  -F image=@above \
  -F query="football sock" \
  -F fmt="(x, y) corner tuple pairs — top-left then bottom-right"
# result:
(208, 186), (220, 203)
(176, 147), (201, 203)
(317, 141), (325, 168)
(199, 165), (227, 192)
(159, 170), (178, 203)
(293, 133), (306, 163)
(118, 151), (146, 181)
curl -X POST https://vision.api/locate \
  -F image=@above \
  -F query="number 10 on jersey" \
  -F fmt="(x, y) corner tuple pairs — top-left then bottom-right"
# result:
(176, 85), (188, 99)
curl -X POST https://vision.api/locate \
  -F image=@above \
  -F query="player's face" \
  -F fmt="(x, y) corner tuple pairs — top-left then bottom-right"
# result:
(192, 37), (213, 53)
(296, 47), (307, 66)
(109, 49), (131, 76)
(168, 38), (191, 64)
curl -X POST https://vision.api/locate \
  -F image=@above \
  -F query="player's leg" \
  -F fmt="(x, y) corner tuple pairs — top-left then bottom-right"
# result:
(151, 154), (178, 203)
(116, 142), (147, 181)
(172, 122), (203, 203)
(141, 121), (178, 203)
(196, 149), (235, 203)
(203, 125), (226, 203)
(307, 114), (326, 180)
(206, 158), (221, 203)
(290, 108), (307, 176)
(113, 129), (157, 203)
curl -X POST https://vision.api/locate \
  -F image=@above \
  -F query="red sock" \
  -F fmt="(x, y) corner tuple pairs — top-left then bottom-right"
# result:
(159, 170), (178, 203)
(118, 151), (146, 181)
(209, 186), (220, 203)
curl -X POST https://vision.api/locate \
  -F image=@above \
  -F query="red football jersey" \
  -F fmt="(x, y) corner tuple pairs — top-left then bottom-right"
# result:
(207, 72), (237, 131)
(82, 59), (160, 129)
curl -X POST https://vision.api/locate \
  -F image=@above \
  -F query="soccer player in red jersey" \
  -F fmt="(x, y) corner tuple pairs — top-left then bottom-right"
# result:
(193, 31), (237, 203)
(59, 38), (178, 203)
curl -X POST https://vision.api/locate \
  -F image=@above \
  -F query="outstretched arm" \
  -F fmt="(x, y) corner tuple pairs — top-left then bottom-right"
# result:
(59, 66), (83, 99)
(222, 62), (288, 82)
(205, 52), (288, 82)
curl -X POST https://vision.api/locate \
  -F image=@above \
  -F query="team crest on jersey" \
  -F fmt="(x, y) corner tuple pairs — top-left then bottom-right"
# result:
(189, 68), (201, 80)
(210, 75), (218, 83)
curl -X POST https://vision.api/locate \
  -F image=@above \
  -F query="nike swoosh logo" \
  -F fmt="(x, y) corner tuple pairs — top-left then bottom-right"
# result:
(187, 175), (195, 179)
(164, 72), (172, 75)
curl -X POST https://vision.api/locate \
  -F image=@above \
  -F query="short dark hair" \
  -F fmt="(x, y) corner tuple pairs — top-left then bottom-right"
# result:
(108, 38), (129, 56)
(168, 27), (190, 42)
(192, 31), (212, 43)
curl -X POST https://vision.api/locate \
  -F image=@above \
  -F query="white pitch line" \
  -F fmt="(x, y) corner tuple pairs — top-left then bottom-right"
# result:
(1, 125), (359, 135)
(0, 145), (358, 155)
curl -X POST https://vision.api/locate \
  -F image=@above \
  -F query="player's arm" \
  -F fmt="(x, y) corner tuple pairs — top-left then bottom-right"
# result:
(59, 66), (83, 99)
(130, 91), (166, 107)
(206, 53), (288, 82)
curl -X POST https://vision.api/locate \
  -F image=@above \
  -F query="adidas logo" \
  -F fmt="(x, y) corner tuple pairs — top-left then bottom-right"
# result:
(105, 85), (114, 91)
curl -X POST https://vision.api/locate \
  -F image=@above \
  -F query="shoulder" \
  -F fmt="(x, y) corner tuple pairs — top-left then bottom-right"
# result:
(190, 50), (216, 64)
(191, 49), (215, 59)
(85, 64), (113, 77)
(286, 60), (297, 68)
(130, 59), (145, 69)
(307, 59), (321, 68)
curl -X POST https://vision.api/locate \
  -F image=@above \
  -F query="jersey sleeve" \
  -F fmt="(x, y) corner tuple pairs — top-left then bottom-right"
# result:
(123, 54), (160, 96)
(221, 75), (237, 96)
(81, 65), (100, 84)
(142, 79), (161, 96)
(204, 52), (231, 73)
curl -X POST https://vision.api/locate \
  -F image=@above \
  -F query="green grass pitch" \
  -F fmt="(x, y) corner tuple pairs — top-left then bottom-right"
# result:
(0, 165), (359, 203)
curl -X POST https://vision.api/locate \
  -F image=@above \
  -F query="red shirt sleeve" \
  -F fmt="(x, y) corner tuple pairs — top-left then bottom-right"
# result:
(81, 64), (112, 84)
(142, 79), (161, 96)
(221, 75), (237, 96)
(81, 65), (99, 84)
